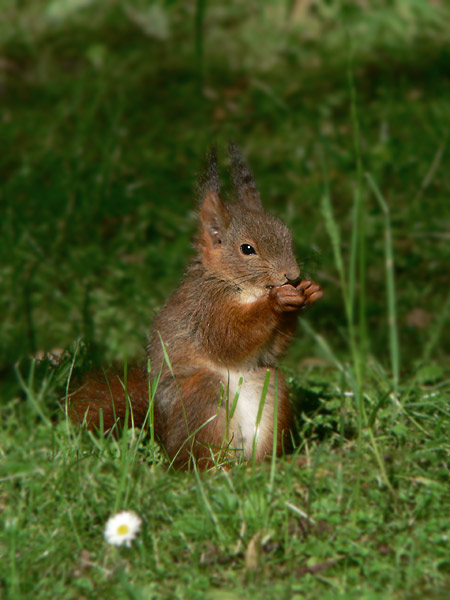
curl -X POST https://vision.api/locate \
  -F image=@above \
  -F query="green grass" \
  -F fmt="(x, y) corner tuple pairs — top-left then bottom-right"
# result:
(1, 1), (449, 598)
(3, 365), (449, 599)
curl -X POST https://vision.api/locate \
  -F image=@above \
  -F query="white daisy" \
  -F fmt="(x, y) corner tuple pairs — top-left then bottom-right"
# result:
(104, 510), (142, 547)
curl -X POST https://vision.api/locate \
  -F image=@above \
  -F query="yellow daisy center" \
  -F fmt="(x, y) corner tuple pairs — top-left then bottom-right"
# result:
(117, 524), (130, 536)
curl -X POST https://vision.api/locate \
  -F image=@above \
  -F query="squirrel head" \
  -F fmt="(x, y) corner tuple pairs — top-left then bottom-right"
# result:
(197, 144), (300, 301)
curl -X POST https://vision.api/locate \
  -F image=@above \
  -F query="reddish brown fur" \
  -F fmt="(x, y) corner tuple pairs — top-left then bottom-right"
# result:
(162, 369), (228, 469)
(195, 291), (297, 364)
(70, 147), (323, 469)
(70, 367), (156, 433)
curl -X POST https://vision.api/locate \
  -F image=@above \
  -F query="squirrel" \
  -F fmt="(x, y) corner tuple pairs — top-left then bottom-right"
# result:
(70, 144), (323, 469)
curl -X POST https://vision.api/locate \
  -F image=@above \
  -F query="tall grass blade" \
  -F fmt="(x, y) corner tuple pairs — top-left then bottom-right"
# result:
(192, 464), (226, 542)
(366, 172), (400, 393)
(300, 319), (345, 374)
(320, 192), (346, 300)
(229, 376), (243, 420)
(320, 191), (358, 369)
(268, 370), (279, 496)
(422, 291), (450, 365)
(147, 359), (156, 449)
(15, 361), (52, 428)
(114, 363), (132, 512)
(348, 57), (368, 370)
(158, 332), (175, 377)
(64, 339), (81, 434)
(251, 369), (271, 470)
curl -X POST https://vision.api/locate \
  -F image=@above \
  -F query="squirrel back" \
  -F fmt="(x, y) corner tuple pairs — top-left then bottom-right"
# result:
(70, 145), (323, 469)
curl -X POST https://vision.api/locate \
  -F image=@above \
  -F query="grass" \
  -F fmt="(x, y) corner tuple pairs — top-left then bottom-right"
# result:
(1, 0), (449, 598)
(3, 367), (449, 599)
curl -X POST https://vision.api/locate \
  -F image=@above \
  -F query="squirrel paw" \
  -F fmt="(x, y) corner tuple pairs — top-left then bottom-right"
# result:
(270, 280), (323, 313)
(295, 279), (323, 307)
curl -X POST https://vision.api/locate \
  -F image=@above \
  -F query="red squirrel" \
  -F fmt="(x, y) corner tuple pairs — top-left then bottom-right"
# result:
(71, 145), (323, 469)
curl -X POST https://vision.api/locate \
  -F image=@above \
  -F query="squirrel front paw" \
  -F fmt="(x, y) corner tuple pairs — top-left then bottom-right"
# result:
(269, 284), (304, 312)
(270, 280), (323, 313)
(295, 279), (323, 307)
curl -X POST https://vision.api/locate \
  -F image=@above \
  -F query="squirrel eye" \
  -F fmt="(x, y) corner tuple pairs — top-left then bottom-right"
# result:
(240, 243), (256, 256)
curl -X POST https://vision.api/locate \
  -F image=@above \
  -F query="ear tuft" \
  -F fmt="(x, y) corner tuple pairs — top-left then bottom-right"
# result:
(228, 142), (263, 211)
(198, 148), (230, 247)
(198, 146), (220, 201)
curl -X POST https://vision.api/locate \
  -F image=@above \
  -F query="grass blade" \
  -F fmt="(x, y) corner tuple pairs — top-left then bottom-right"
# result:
(366, 172), (400, 393)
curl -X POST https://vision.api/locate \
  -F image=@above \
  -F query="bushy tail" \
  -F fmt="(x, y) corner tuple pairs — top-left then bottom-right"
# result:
(69, 367), (152, 433)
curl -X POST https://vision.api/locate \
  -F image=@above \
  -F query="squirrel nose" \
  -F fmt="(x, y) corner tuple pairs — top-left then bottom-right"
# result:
(284, 272), (301, 287)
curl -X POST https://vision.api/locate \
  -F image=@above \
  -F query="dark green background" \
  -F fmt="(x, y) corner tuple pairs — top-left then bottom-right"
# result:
(1, 0), (449, 379)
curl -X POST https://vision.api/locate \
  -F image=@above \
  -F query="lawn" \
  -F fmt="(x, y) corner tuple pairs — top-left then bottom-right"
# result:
(1, 1), (449, 598)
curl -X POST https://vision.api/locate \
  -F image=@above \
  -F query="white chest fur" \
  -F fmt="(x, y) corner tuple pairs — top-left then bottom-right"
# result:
(218, 367), (274, 460)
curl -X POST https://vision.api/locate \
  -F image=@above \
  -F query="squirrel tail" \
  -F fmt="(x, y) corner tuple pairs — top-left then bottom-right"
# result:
(69, 367), (153, 432)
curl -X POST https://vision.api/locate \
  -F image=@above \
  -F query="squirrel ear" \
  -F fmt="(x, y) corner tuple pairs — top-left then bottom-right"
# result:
(199, 148), (231, 246)
(228, 142), (263, 212)
(200, 191), (231, 246)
